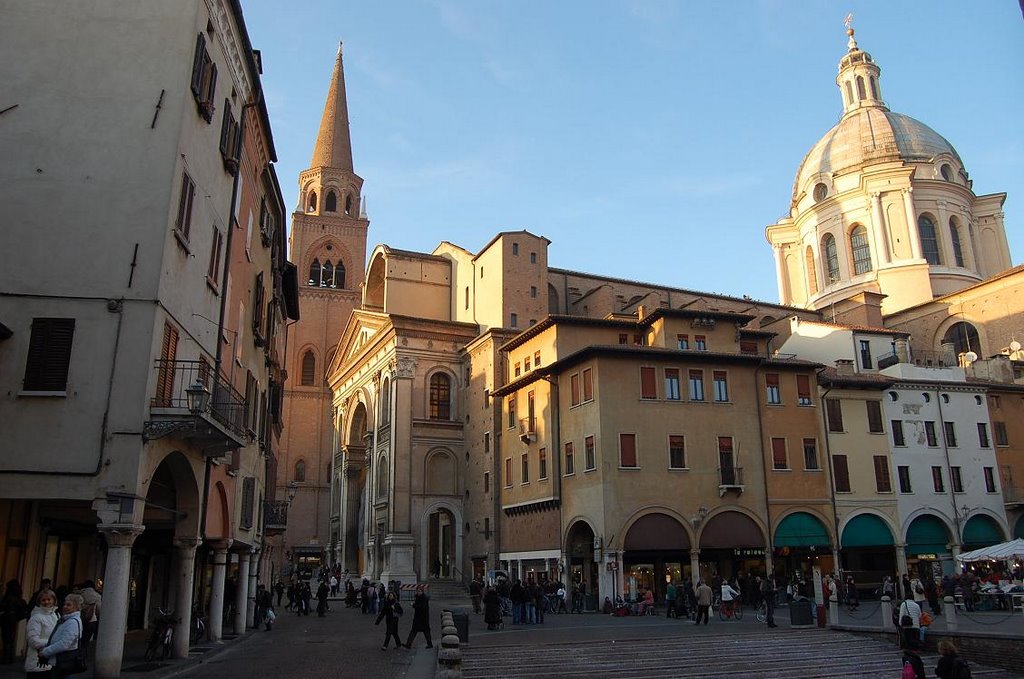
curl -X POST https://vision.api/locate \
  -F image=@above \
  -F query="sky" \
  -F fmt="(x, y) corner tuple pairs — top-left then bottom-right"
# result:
(241, 0), (1023, 305)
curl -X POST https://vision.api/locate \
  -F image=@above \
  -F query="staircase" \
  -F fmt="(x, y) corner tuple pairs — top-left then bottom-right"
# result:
(422, 578), (469, 602)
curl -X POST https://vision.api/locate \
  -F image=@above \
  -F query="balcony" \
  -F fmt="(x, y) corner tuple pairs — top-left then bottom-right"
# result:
(910, 349), (957, 368)
(718, 466), (744, 496)
(143, 359), (248, 455)
(264, 500), (289, 536)
(1003, 485), (1024, 508)
(518, 417), (536, 443)
(877, 351), (900, 370)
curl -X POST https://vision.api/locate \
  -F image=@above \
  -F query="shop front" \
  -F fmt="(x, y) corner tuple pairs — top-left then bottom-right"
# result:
(962, 514), (1005, 553)
(773, 511), (834, 593)
(697, 511), (767, 584)
(905, 514), (953, 577)
(621, 512), (690, 602)
(840, 513), (897, 593)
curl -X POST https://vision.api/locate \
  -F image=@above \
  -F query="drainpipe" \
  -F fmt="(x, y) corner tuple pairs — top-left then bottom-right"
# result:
(816, 373), (843, 576)
(935, 386), (963, 558)
(753, 362), (774, 577)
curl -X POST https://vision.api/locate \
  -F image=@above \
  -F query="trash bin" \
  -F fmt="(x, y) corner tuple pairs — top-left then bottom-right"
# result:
(451, 606), (470, 643)
(789, 598), (814, 627)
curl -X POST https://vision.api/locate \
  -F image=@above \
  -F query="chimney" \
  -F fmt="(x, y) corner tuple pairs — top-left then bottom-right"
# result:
(835, 359), (855, 375)
(894, 338), (910, 364)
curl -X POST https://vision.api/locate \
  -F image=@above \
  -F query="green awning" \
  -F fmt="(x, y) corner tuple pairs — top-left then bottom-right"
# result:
(906, 515), (950, 556)
(841, 514), (894, 548)
(1016, 515), (1024, 540)
(962, 515), (1003, 548)
(774, 512), (830, 547)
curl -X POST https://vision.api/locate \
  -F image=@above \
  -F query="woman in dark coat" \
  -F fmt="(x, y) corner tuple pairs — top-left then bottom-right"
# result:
(404, 587), (432, 649)
(375, 591), (404, 650)
(316, 580), (330, 617)
(0, 580), (27, 665)
(483, 586), (502, 630)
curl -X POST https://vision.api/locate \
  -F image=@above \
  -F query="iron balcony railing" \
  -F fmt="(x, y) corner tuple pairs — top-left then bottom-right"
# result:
(877, 351), (900, 369)
(910, 349), (957, 368)
(719, 466), (743, 487)
(151, 359), (247, 440)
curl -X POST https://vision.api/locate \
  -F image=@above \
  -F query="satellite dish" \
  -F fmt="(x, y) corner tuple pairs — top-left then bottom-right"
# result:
(964, 351), (978, 363)
(1010, 340), (1022, 352)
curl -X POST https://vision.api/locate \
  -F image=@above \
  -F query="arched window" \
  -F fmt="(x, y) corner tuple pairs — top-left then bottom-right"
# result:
(850, 225), (872, 275)
(844, 81), (854, 106)
(822, 234), (840, 283)
(322, 261), (334, 288)
(869, 76), (879, 99)
(856, 76), (866, 100)
(918, 215), (942, 265)
(429, 373), (451, 420)
(344, 194), (353, 215)
(805, 246), (818, 295)
(334, 261), (345, 289)
(942, 322), (980, 358)
(307, 191), (317, 212)
(376, 456), (389, 497)
(294, 460), (306, 483)
(813, 183), (828, 202)
(940, 164), (954, 182)
(380, 377), (391, 425)
(308, 258), (321, 286)
(325, 191), (337, 212)
(301, 350), (316, 386)
(949, 218), (965, 267)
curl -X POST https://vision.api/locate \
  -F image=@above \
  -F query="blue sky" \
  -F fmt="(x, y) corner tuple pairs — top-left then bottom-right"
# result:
(242, 0), (1023, 304)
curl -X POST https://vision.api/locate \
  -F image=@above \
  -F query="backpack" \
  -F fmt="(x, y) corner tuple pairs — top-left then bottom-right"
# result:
(951, 657), (972, 679)
(902, 660), (916, 679)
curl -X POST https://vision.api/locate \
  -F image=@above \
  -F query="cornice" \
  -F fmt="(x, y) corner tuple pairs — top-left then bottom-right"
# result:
(206, 0), (252, 101)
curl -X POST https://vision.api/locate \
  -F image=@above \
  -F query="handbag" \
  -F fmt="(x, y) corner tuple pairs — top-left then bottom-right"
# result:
(52, 618), (88, 675)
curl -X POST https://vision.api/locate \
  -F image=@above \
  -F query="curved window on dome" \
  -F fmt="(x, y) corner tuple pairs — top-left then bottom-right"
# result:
(844, 81), (854, 106)
(869, 76), (879, 99)
(822, 234), (840, 284)
(949, 218), (965, 267)
(942, 321), (980, 358)
(805, 246), (818, 295)
(918, 215), (942, 265)
(325, 190), (337, 212)
(850, 225), (872, 275)
(813, 183), (828, 202)
(856, 76), (866, 101)
(308, 258), (321, 286)
(940, 164), (954, 182)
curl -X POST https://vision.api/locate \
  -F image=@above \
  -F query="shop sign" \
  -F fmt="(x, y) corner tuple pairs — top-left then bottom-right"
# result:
(733, 548), (765, 557)
(915, 554), (938, 560)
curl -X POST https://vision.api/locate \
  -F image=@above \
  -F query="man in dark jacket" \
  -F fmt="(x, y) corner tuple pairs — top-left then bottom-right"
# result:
(469, 578), (482, 614)
(759, 575), (777, 628)
(510, 580), (526, 624)
(404, 587), (432, 649)
(316, 580), (330, 617)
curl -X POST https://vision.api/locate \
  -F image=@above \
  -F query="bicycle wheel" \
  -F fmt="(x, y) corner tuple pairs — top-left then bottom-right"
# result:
(755, 603), (767, 623)
(734, 603), (743, 620)
(718, 604), (729, 621)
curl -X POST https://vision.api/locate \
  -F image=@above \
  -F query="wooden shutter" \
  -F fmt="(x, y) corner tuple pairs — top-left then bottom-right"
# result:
(252, 272), (265, 335)
(833, 454), (850, 492)
(582, 368), (593, 401)
(639, 366), (656, 399)
(796, 374), (811, 400)
(873, 455), (891, 492)
(866, 400), (883, 433)
(154, 322), (179, 406)
(826, 398), (844, 432)
(619, 433), (637, 467)
(570, 373), (580, 406)
(23, 318), (75, 391)
(190, 33), (206, 97)
(771, 438), (787, 469)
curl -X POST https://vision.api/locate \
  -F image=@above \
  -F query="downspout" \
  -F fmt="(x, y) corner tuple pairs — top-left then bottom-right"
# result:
(753, 362), (775, 575)
(816, 372), (843, 575)
(542, 374), (562, 579)
(935, 386), (963, 554)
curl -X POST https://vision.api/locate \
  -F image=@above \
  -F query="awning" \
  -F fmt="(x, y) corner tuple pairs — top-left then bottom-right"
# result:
(700, 511), (765, 549)
(957, 538), (1024, 563)
(841, 514), (894, 548)
(962, 515), (1004, 548)
(774, 512), (830, 547)
(905, 515), (950, 556)
(624, 512), (690, 550)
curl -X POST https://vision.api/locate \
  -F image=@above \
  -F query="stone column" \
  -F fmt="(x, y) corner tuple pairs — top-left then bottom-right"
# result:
(94, 525), (144, 679)
(895, 543), (908, 580)
(233, 551), (250, 634)
(944, 595), (957, 632)
(869, 192), (890, 264)
(246, 550), (260, 628)
(881, 596), (893, 630)
(208, 542), (231, 641)
(773, 244), (788, 301)
(172, 537), (202, 658)
(936, 200), (954, 266)
(689, 549), (701, 584)
(901, 188), (923, 259)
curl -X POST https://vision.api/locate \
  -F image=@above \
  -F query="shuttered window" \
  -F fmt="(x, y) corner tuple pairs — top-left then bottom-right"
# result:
(23, 318), (76, 392)
(771, 438), (788, 470)
(219, 99), (241, 173)
(873, 456), (891, 492)
(825, 398), (844, 432)
(640, 367), (657, 399)
(154, 322), (179, 407)
(866, 400), (883, 433)
(301, 350), (315, 386)
(564, 442), (575, 475)
(252, 272), (265, 338)
(240, 477), (255, 529)
(582, 368), (593, 401)
(668, 435), (685, 469)
(832, 454), (851, 492)
(570, 373), (580, 406)
(796, 374), (812, 405)
(765, 373), (781, 404)
(174, 172), (196, 242)
(190, 32), (218, 122)
(619, 433), (637, 468)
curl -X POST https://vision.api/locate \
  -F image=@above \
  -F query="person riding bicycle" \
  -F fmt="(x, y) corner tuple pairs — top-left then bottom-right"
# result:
(721, 581), (741, 614)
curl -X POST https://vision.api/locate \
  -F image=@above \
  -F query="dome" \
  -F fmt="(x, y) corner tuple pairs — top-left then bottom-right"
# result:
(792, 109), (962, 204)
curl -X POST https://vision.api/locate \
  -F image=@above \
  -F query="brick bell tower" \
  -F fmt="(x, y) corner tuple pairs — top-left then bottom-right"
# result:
(278, 42), (368, 574)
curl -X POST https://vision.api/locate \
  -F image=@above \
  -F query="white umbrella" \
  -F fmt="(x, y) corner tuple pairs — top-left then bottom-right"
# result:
(956, 538), (1024, 562)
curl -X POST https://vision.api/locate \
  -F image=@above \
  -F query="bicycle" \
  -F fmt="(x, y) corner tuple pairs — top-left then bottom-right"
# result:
(144, 609), (176, 661)
(718, 598), (743, 621)
(190, 607), (207, 643)
(755, 601), (768, 623)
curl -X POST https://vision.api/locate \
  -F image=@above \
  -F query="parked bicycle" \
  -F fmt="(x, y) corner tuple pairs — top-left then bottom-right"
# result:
(144, 608), (176, 661)
(191, 606), (207, 643)
(755, 601), (768, 623)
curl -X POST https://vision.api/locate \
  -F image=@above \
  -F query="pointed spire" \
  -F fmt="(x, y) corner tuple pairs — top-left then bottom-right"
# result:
(310, 42), (354, 171)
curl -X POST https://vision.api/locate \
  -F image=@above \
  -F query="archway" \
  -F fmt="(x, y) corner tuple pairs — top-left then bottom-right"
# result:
(773, 511), (834, 584)
(962, 515), (1004, 551)
(698, 511), (767, 583)
(622, 512), (690, 602)
(1015, 515), (1024, 540)
(840, 513), (896, 590)
(424, 506), (457, 580)
(343, 402), (369, 574)
(941, 321), (981, 359)
(565, 520), (598, 610)
(905, 514), (952, 578)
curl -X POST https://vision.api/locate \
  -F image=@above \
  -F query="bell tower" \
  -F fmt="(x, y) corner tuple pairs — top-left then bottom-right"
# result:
(279, 43), (369, 573)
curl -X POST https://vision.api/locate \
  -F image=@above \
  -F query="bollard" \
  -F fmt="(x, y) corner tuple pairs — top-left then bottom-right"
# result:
(881, 596), (893, 630)
(944, 595), (957, 632)
(438, 647), (462, 667)
(441, 634), (460, 648)
(829, 593), (839, 628)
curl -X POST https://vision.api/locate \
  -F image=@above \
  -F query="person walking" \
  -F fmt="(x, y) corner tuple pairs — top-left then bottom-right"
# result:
(316, 580), (330, 617)
(404, 587), (432, 649)
(896, 595), (922, 650)
(25, 588), (59, 675)
(469, 577), (482, 614)
(760, 576), (777, 628)
(1, 579), (28, 665)
(375, 591), (404, 650)
(38, 593), (85, 679)
(75, 580), (101, 650)
(483, 586), (502, 630)
(694, 580), (712, 625)
(844, 575), (859, 612)
(531, 581), (545, 625)
(274, 580), (285, 608)
(666, 581), (677, 619)
(934, 640), (971, 678)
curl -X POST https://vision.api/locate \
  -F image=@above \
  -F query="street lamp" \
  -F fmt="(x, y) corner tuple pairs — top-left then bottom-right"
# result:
(286, 480), (298, 503)
(186, 381), (211, 415)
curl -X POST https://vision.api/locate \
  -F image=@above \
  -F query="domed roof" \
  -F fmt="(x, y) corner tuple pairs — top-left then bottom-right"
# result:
(793, 108), (962, 204)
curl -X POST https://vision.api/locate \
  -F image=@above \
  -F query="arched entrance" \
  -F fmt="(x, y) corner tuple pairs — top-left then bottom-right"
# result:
(962, 515), (1004, 551)
(773, 511), (834, 584)
(343, 401), (369, 575)
(698, 511), (767, 583)
(905, 514), (952, 577)
(840, 513), (896, 590)
(622, 512), (690, 602)
(426, 507), (456, 579)
(565, 521), (598, 611)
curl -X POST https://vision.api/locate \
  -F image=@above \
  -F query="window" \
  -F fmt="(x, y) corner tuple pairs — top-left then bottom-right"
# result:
(429, 373), (451, 420)
(796, 374), (812, 405)
(640, 367), (657, 400)
(526, 390), (535, 433)
(822, 233), (840, 283)
(897, 466), (911, 493)
(931, 466), (945, 493)
(805, 246), (819, 295)
(765, 373), (781, 404)
(582, 368), (593, 401)
(859, 339), (873, 369)
(951, 467), (963, 493)
(207, 226), (224, 283)
(514, 362), (521, 378)
(258, 195), (276, 246)
(619, 433), (637, 468)
(771, 438), (788, 470)
(892, 420), (905, 446)
(507, 396), (516, 428)
(833, 455), (850, 492)
(718, 437), (736, 484)
(713, 371), (729, 402)
(740, 340), (758, 355)
(464, 287), (469, 309)
(918, 215), (942, 265)
(813, 183), (828, 202)
(866, 401), (883, 433)
(300, 350), (316, 386)
(325, 191), (337, 212)
(619, 334), (628, 345)
(218, 100), (241, 174)
(585, 435), (596, 471)
(570, 373), (580, 406)
(504, 458), (512, 487)
(844, 81), (854, 106)
(944, 421), (957, 447)
(152, 322), (179, 406)
(950, 219), (965, 267)
(856, 75), (866, 100)
(994, 421), (1008, 446)
(483, 432), (490, 453)
(664, 368), (681, 401)
(825, 398), (844, 432)
(668, 435), (685, 469)
(977, 422), (990, 448)
(940, 164), (954, 182)
(803, 439), (819, 470)
(676, 334), (689, 350)
(190, 33), (218, 122)
(244, 370), (258, 433)
(873, 456), (891, 493)
(869, 75), (879, 98)
(512, 243), (519, 255)
(380, 378), (391, 425)
(530, 286), (537, 298)
(524, 356), (531, 372)
(174, 172), (196, 242)
(534, 351), (541, 368)
(521, 453), (529, 484)
(252, 272), (265, 339)
(564, 442), (574, 475)
(510, 313), (518, 328)
(539, 448), (547, 479)
(23, 317), (76, 392)
(850, 225), (872, 275)
(530, 252), (537, 263)
(695, 335), (707, 351)
(984, 467), (996, 493)
(294, 460), (306, 483)
(483, 471), (490, 493)
(688, 370), (704, 401)
(924, 421), (937, 447)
